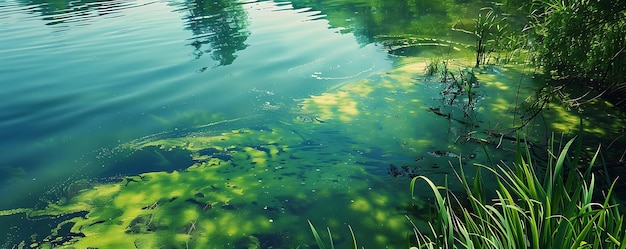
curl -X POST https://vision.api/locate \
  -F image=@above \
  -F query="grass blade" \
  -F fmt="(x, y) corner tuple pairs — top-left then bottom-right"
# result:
(348, 225), (357, 249)
(308, 220), (326, 249)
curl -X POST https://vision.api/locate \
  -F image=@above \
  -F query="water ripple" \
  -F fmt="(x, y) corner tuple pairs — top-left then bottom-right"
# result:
(55, 0), (165, 27)
(0, 0), (392, 214)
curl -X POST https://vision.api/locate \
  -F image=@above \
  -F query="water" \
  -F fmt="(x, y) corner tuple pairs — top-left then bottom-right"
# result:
(2, 0), (625, 248)
(0, 0), (389, 205)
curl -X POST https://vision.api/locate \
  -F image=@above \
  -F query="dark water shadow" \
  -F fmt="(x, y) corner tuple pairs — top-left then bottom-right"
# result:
(98, 146), (194, 179)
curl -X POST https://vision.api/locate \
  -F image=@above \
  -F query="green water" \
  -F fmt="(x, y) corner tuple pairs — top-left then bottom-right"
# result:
(1, 0), (625, 248)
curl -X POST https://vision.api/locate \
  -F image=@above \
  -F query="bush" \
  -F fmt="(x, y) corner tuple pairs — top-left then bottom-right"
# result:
(529, 0), (626, 105)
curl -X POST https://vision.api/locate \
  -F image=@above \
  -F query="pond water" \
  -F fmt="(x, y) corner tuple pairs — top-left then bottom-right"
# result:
(1, 0), (625, 248)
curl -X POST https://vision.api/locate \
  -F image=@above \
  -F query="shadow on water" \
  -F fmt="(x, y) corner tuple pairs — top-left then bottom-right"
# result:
(98, 146), (195, 179)
(0, 211), (89, 249)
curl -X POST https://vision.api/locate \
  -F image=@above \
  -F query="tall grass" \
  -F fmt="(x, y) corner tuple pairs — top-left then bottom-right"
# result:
(308, 220), (358, 249)
(410, 134), (626, 248)
(453, 7), (508, 67)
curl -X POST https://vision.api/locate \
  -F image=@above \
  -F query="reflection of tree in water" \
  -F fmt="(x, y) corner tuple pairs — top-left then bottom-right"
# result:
(289, 0), (458, 44)
(178, 0), (250, 68)
(16, 0), (250, 67)
(16, 0), (132, 26)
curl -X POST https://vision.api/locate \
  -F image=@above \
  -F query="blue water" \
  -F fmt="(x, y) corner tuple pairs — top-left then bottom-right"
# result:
(0, 0), (391, 209)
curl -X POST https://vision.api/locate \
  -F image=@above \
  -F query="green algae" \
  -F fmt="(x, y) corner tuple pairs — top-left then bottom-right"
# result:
(19, 60), (500, 247)
(0, 208), (31, 216)
(6, 50), (625, 248)
(13, 122), (414, 248)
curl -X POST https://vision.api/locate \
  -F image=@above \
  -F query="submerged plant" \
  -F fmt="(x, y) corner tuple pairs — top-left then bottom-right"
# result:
(410, 132), (626, 248)
(429, 65), (479, 131)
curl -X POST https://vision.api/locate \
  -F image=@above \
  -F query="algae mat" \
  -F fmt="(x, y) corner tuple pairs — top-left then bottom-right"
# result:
(2, 59), (554, 248)
(4, 104), (420, 247)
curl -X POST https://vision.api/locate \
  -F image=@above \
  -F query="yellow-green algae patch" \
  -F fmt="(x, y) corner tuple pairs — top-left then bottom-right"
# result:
(21, 124), (413, 248)
(294, 58), (542, 161)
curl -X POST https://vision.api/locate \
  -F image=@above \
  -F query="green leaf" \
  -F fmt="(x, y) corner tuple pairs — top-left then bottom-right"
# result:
(308, 220), (326, 249)
(348, 225), (357, 249)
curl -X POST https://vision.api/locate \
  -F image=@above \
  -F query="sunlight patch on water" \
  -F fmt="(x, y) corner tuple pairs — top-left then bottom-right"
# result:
(300, 91), (360, 122)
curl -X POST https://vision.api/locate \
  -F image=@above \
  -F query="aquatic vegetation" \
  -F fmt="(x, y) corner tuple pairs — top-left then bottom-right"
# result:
(425, 57), (445, 77)
(3, 0), (625, 248)
(1, 122), (417, 248)
(453, 7), (508, 67)
(0, 208), (30, 216)
(0, 55), (549, 248)
(308, 220), (358, 249)
(2, 42), (622, 249)
(501, 0), (626, 107)
(410, 133), (626, 248)
(5, 45), (619, 248)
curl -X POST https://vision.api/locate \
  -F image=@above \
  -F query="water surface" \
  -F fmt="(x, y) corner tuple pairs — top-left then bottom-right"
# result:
(2, 0), (625, 248)
(0, 0), (390, 205)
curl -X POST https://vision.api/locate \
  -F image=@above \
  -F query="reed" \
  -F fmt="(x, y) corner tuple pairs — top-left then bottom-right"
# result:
(410, 132), (625, 248)
(453, 7), (508, 67)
